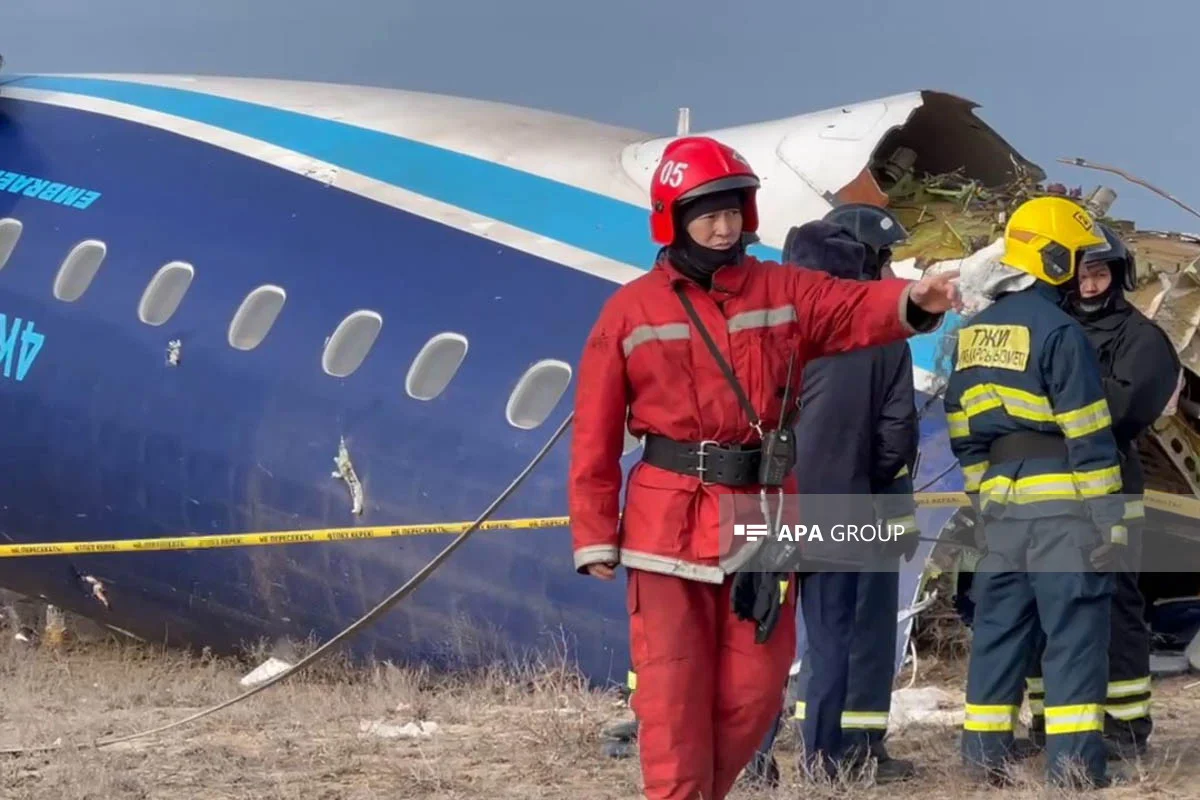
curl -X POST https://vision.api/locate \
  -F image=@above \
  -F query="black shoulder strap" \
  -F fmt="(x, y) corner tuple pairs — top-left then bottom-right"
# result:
(673, 284), (763, 430)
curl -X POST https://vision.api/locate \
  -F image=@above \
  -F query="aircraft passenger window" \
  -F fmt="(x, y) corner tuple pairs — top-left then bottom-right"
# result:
(505, 359), (573, 430)
(138, 261), (195, 326)
(322, 310), (383, 378)
(53, 239), (107, 302)
(405, 332), (469, 401)
(227, 285), (286, 351)
(0, 218), (22, 271)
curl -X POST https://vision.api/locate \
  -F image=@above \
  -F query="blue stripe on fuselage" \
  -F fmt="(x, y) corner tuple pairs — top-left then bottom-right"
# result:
(3, 74), (958, 371)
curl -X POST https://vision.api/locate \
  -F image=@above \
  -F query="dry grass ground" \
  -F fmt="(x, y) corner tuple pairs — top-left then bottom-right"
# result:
(0, 609), (1198, 799)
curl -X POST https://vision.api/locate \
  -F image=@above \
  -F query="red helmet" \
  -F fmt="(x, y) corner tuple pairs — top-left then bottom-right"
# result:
(649, 136), (761, 245)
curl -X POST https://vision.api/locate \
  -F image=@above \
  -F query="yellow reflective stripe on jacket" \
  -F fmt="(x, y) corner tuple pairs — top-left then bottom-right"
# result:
(1074, 465), (1122, 497)
(963, 703), (1017, 732)
(1044, 703), (1104, 735)
(627, 670), (637, 691)
(980, 467), (1120, 504)
(947, 411), (970, 439)
(887, 514), (918, 534)
(962, 461), (988, 492)
(960, 383), (1055, 423)
(1124, 500), (1146, 520)
(1054, 398), (1113, 439)
(895, 465), (909, 478)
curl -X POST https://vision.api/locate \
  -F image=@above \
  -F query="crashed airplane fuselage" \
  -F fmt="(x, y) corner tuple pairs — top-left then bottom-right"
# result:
(0, 73), (1195, 683)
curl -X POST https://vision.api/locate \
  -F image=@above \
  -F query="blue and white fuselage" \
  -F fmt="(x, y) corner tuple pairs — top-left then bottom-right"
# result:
(0, 74), (1034, 685)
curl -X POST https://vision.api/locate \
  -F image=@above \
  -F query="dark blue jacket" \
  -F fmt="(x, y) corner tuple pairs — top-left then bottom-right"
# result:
(944, 281), (1125, 532)
(784, 221), (920, 557)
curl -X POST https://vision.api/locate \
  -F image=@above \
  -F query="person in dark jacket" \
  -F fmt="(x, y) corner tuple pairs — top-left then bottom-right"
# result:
(744, 204), (922, 786)
(1013, 222), (1181, 762)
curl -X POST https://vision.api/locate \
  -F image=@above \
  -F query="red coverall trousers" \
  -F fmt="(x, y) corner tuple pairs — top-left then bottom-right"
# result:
(627, 567), (797, 800)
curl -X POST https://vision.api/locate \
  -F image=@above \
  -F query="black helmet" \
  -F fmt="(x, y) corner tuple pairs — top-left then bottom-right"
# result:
(822, 203), (909, 259)
(1079, 223), (1137, 292)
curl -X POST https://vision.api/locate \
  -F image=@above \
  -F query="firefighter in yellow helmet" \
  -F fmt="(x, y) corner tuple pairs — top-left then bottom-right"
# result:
(944, 195), (1127, 789)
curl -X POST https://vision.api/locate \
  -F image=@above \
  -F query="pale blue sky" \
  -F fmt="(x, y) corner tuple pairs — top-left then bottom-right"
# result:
(4, 0), (1197, 234)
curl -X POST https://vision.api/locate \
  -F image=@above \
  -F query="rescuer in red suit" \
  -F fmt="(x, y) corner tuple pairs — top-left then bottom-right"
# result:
(568, 135), (960, 800)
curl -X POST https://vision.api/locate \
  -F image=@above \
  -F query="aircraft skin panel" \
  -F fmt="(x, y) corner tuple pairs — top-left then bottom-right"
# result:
(0, 79), (964, 687)
(0, 84), (648, 289)
(0, 95), (643, 683)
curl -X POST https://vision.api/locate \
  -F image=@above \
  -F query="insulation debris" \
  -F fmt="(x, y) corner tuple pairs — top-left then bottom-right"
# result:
(887, 687), (963, 730)
(358, 720), (439, 739)
(166, 339), (182, 366)
(331, 436), (364, 515)
(83, 575), (109, 609)
(239, 657), (293, 687)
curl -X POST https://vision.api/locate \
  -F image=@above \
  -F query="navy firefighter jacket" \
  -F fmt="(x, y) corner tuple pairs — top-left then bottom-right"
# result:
(784, 221), (920, 538)
(943, 280), (1125, 531)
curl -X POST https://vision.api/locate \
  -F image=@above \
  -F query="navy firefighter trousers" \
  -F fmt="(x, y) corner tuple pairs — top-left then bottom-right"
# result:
(792, 564), (899, 759)
(963, 514), (1114, 785)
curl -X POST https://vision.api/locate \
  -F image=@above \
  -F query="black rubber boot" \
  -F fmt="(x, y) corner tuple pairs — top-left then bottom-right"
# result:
(1009, 737), (1044, 761)
(1104, 736), (1148, 761)
(601, 740), (636, 759)
(601, 718), (638, 742)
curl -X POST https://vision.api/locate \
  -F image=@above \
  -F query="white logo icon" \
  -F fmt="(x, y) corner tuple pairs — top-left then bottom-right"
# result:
(733, 523), (769, 542)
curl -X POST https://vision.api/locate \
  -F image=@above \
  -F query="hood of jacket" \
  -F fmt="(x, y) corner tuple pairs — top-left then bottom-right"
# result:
(783, 220), (871, 280)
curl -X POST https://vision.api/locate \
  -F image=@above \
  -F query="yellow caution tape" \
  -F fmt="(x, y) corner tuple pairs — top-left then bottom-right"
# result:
(0, 515), (572, 558)
(1, 488), (1197, 559)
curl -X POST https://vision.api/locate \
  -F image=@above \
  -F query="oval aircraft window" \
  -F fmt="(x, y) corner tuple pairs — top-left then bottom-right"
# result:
(228, 285), (286, 351)
(138, 261), (195, 326)
(322, 310), (383, 378)
(405, 332), (469, 401)
(53, 239), (107, 302)
(0, 218), (22, 271)
(505, 359), (573, 430)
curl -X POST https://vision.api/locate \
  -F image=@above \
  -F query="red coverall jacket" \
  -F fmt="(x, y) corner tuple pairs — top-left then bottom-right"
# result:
(569, 252), (940, 583)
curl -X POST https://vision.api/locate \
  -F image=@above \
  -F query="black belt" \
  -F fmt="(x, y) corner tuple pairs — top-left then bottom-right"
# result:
(989, 431), (1068, 463)
(642, 434), (762, 487)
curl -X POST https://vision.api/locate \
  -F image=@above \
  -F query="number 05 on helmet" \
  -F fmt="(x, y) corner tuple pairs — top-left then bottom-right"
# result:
(649, 137), (761, 245)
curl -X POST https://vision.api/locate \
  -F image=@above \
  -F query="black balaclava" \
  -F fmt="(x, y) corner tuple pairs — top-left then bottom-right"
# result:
(666, 189), (746, 287)
(1066, 258), (1128, 323)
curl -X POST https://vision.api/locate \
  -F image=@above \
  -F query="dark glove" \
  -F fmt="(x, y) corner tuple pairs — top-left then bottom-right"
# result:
(894, 528), (920, 563)
(731, 571), (787, 644)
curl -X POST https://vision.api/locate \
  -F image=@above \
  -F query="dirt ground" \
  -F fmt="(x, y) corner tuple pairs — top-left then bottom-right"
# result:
(0, 615), (1198, 800)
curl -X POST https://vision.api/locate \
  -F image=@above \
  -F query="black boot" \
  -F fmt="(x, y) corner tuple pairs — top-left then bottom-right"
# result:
(601, 740), (636, 759)
(601, 718), (638, 742)
(1009, 737), (1043, 760)
(868, 741), (916, 783)
(600, 718), (638, 759)
(1104, 736), (1148, 761)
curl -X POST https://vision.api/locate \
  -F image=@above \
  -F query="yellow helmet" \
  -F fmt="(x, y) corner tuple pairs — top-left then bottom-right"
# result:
(1000, 195), (1107, 285)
